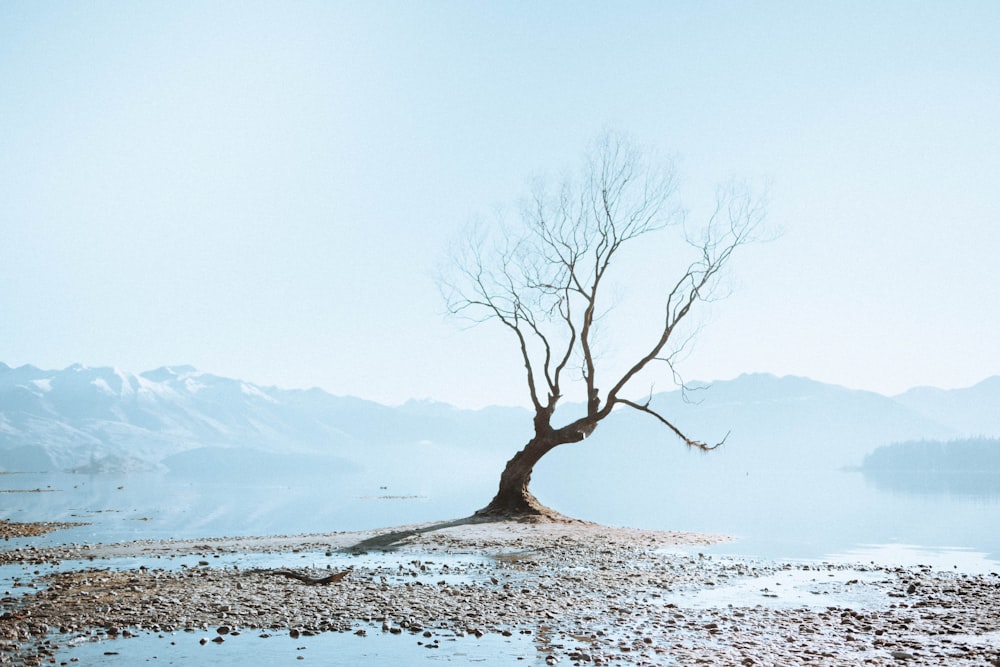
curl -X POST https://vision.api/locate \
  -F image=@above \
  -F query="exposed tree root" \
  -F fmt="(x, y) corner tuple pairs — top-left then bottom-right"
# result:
(472, 504), (586, 524)
(261, 568), (352, 585)
(345, 508), (589, 553)
(473, 486), (589, 524)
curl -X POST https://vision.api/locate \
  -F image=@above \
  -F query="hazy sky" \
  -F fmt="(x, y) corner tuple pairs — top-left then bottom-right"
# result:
(2, 1), (998, 408)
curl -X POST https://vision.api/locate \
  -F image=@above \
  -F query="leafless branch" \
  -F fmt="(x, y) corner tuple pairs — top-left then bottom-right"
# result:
(439, 130), (765, 445)
(616, 398), (728, 451)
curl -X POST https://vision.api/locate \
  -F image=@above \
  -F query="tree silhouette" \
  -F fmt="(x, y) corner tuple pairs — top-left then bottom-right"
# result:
(441, 132), (765, 517)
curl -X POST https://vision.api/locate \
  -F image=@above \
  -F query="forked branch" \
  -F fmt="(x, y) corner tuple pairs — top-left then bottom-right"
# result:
(439, 130), (764, 447)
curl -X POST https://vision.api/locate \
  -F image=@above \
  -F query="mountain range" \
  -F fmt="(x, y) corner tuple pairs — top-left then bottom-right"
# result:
(2, 362), (998, 476)
(0, 363), (528, 475)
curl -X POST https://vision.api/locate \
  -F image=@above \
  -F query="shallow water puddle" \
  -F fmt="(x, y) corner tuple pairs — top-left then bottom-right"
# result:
(56, 626), (543, 665)
(664, 564), (889, 610)
(0, 562), (48, 598)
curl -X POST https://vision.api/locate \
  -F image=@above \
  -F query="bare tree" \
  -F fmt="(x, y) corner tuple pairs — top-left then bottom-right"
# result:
(441, 132), (765, 518)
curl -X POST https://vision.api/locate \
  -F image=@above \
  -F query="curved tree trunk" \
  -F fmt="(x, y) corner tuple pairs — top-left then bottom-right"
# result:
(475, 434), (565, 517)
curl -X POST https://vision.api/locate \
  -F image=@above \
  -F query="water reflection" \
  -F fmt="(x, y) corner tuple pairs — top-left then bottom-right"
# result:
(537, 461), (1000, 566)
(0, 470), (489, 548)
(861, 469), (1000, 500)
(3, 464), (1000, 569)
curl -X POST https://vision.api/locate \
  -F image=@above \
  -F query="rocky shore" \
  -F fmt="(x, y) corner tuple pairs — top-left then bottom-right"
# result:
(2, 519), (999, 665)
(0, 521), (86, 541)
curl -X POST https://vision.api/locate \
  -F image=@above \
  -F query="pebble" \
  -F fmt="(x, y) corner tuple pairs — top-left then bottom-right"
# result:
(1, 523), (998, 666)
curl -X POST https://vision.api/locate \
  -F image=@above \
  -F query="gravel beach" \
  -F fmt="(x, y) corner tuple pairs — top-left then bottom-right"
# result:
(2, 519), (999, 665)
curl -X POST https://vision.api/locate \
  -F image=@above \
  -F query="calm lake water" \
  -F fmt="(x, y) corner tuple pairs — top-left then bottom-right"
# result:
(3, 462), (999, 568)
(3, 462), (998, 666)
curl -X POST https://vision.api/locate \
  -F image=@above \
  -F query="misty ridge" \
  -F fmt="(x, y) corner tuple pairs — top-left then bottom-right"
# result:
(0, 363), (531, 484)
(864, 437), (1000, 472)
(860, 437), (1000, 499)
(2, 363), (999, 487)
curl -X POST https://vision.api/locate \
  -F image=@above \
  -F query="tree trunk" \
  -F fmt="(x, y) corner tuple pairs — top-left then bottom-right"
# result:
(475, 434), (563, 517)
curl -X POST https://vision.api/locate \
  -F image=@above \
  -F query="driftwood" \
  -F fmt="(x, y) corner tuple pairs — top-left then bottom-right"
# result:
(261, 567), (352, 585)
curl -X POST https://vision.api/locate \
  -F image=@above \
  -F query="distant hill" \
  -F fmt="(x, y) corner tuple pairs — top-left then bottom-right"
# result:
(859, 437), (1000, 499)
(541, 372), (998, 477)
(893, 377), (1000, 435)
(2, 363), (998, 476)
(0, 362), (529, 473)
(862, 437), (1000, 472)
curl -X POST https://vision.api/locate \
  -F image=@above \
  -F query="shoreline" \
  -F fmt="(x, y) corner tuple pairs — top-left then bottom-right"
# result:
(1, 516), (731, 564)
(2, 520), (999, 665)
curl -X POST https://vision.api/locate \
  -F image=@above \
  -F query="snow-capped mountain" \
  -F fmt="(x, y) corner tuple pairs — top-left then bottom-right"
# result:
(0, 362), (529, 472)
(1, 363), (997, 474)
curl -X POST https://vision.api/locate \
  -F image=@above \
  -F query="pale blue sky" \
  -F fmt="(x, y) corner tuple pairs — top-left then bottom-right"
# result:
(2, 1), (998, 407)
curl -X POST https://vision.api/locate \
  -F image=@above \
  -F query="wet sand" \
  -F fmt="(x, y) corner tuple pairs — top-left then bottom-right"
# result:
(2, 519), (999, 665)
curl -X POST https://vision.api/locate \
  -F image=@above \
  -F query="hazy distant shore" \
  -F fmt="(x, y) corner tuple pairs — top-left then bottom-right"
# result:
(2, 520), (999, 666)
